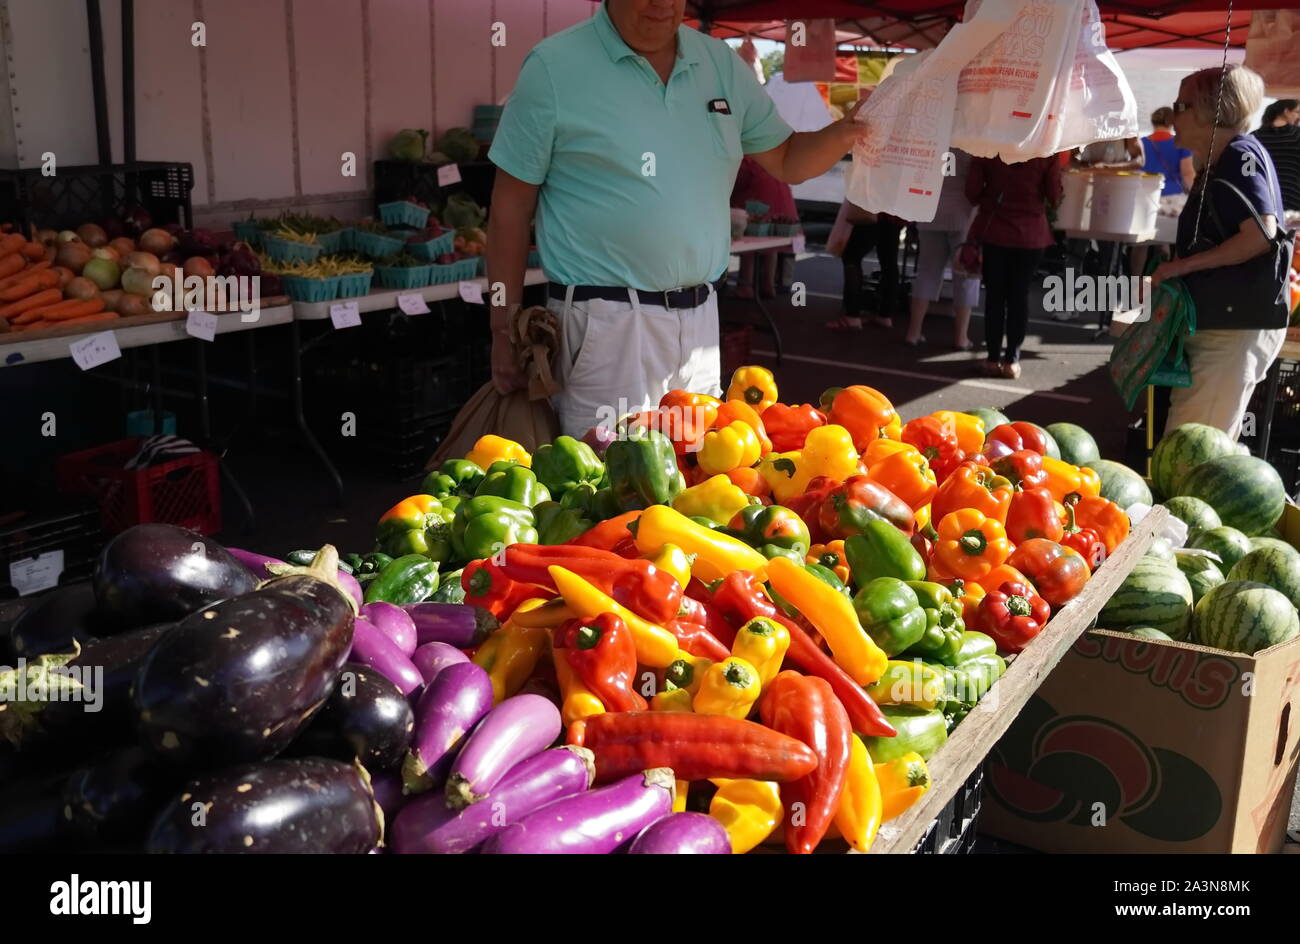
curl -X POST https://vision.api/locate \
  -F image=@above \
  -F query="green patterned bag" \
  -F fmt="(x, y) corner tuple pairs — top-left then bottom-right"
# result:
(1108, 278), (1196, 410)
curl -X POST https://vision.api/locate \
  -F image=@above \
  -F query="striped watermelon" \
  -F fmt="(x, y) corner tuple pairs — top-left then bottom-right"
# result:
(1174, 550), (1226, 603)
(1160, 496), (1221, 533)
(1186, 526), (1253, 570)
(1175, 454), (1286, 536)
(1144, 536), (1175, 562)
(1098, 558), (1194, 639)
(1045, 423), (1100, 466)
(1129, 627), (1173, 641)
(1151, 423), (1237, 497)
(1249, 536), (1295, 556)
(1228, 546), (1300, 608)
(1086, 459), (1153, 509)
(1193, 580), (1300, 654)
(963, 408), (1010, 433)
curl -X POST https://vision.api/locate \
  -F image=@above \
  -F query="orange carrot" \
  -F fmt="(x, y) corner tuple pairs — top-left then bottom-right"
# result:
(0, 287), (60, 320)
(0, 260), (50, 289)
(11, 308), (45, 325)
(0, 233), (27, 258)
(0, 268), (59, 301)
(0, 253), (26, 281)
(34, 298), (106, 321)
(58, 311), (119, 326)
(21, 241), (45, 261)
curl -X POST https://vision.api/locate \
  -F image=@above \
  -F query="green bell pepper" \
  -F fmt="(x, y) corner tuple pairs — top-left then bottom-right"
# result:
(851, 576), (926, 657)
(860, 706), (948, 763)
(532, 435), (604, 497)
(420, 459), (485, 501)
(844, 518), (927, 588)
(452, 495), (538, 561)
(534, 501), (593, 545)
(952, 630), (998, 665)
(730, 504), (811, 559)
(430, 569), (465, 603)
(588, 486), (623, 522)
(604, 427), (685, 511)
(559, 481), (599, 516)
(901, 580), (966, 666)
(927, 652), (1005, 727)
(363, 554), (440, 605)
(474, 464), (551, 507)
(374, 500), (455, 562)
(770, 561), (849, 617)
(352, 552), (394, 585)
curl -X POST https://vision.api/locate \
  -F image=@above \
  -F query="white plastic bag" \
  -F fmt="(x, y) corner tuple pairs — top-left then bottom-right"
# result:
(1038, 0), (1138, 154)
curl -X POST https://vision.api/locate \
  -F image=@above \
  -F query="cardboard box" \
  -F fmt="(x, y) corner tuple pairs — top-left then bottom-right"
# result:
(980, 505), (1300, 853)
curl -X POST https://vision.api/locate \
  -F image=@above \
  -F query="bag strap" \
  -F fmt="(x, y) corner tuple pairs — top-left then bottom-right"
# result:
(1205, 176), (1289, 248)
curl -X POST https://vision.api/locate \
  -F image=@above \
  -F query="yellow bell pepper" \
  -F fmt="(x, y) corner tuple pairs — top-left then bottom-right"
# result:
(865, 660), (945, 709)
(877, 751), (931, 821)
(698, 420), (761, 476)
(672, 474), (752, 524)
(726, 365), (778, 414)
(693, 657), (761, 719)
(757, 450), (807, 504)
(651, 687), (694, 712)
(547, 565), (679, 668)
(465, 434), (531, 470)
(1041, 455), (1102, 503)
(930, 410), (986, 455)
(766, 556), (887, 686)
(664, 653), (714, 696)
(647, 542), (692, 591)
(552, 645), (605, 726)
(880, 415), (903, 442)
(472, 607), (549, 704)
(730, 616), (790, 690)
(632, 504), (768, 584)
(709, 778), (782, 853)
(834, 735), (883, 852)
(757, 424), (860, 503)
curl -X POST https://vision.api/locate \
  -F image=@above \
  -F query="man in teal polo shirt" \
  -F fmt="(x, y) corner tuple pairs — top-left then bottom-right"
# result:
(487, 0), (864, 437)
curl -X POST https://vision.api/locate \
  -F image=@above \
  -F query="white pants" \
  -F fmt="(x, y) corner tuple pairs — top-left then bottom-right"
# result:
(1166, 327), (1287, 441)
(549, 287), (722, 439)
(915, 228), (981, 308)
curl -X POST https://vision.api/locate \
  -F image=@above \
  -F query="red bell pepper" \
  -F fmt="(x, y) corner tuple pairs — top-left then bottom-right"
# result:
(901, 416), (961, 470)
(565, 510), (641, 557)
(1007, 538), (1090, 607)
(927, 448), (969, 485)
(554, 612), (647, 712)
(984, 421), (1049, 456)
(710, 571), (896, 738)
(760, 671), (853, 855)
(975, 580), (1050, 652)
(495, 543), (683, 624)
(801, 474), (915, 541)
(1004, 487), (1065, 544)
(991, 450), (1049, 491)
(762, 402), (827, 452)
(674, 594), (736, 656)
(461, 559), (539, 619)
(1060, 503), (1107, 571)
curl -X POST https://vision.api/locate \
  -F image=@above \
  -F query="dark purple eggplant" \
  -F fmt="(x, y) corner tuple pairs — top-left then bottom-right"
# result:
(402, 662), (494, 795)
(145, 757), (381, 853)
(404, 602), (497, 649)
(392, 746), (594, 854)
(481, 767), (675, 854)
(411, 641), (470, 684)
(132, 547), (354, 768)
(350, 618), (422, 696)
(289, 663), (413, 772)
(627, 812), (731, 854)
(360, 602), (416, 656)
(62, 746), (183, 842)
(0, 770), (78, 852)
(94, 524), (257, 628)
(445, 694), (562, 809)
(8, 582), (108, 658)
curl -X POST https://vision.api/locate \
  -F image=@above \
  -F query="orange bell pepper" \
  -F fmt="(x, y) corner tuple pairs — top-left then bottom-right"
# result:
(726, 466), (771, 501)
(944, 577), (986, 624)
(973, 562), (1033, 594)
(868, 448), (937, 511)
(713, 399), (773, 453)
(929, 410), (986, 456)
(863, 437), (917, 468)
(806, 540), (851, 584)
(726, 366), (777, 414)
(378, 493), (441, 523)
(930, 461), (1014, 525)
(933, 509), (1012, 582)
(828, 385), (898, 451)
(1069, 495), (1129, 553)
(1040, 455), (1103, 503)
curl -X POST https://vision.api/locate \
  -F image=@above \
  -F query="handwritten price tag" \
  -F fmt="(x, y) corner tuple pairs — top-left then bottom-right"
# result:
(329, 301), (362, 329)
(70, 331), (122, 370)
(9, 550), (64, 597)
(437, 163), (462, 187)
(186, 310), (219, 341)
(396, 293), (430, 315)
(792, 234), (807, 254)
(458, 280), (485, 305)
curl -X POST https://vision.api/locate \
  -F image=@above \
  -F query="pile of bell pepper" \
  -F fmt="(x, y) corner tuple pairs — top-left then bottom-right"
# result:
(360, 366), (1131, 854)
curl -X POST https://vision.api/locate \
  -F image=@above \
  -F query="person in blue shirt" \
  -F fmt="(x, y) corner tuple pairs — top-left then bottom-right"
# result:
(1141, 107), (1195, 197)
(486, 0), (866, 437)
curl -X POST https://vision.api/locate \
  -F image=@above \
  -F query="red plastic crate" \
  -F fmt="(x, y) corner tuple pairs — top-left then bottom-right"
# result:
(721, 324), (753, 380)
(55, 438), (221, 535)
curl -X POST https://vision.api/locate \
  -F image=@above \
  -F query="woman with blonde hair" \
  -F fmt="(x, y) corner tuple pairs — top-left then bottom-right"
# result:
(1152, 64), (1294, 440)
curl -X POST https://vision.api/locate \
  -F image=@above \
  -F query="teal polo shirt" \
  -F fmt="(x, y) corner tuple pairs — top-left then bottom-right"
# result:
(488, 3), (792, 292)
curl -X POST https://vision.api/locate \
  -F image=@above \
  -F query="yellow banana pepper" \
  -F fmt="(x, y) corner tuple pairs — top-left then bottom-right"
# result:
(709, 778), (782, 854)
(547, 565), (679, 667)
(698, 421), (761, 476)
(693, 657), (761, 719)
(865, 660), (945, 710)
(930, 410), (986, 455)
(726, 365), (778, 413)
(552, 645), (605, 726)
(472, 608), (549, 704)
(647, 542), (692, 591)
(672, 474), (752, 524)
(651, 687), (694, 712)
(877, 751), (931, 821)
(674, 780), (690, 813)
(766, 556), (887, 686)
(632, 504), (768, 583)
(465, 434), (531, 470)
(730, 616), (790, 690)
(508, 596), (574, 628)
(834, 735), (883, 852)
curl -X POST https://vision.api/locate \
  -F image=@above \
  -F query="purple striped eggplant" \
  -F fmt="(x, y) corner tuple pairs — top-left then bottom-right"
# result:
(412, 641), (470, 684)
(627, 812), (731, 854)
(368, 771), (409, 825)
(403, 602), (497, 649)
(391, 746), (594, 855)
(444, 694), (562, 809)
(402, 662), (494, 795)
(359, 602), (417, 656)
(224, 548), (285, 579)
(481, 767), (675, 854)
(349, 618), (423, 696)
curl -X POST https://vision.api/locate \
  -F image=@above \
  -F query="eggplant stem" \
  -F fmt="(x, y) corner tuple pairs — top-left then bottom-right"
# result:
(262, 545), (358, 615)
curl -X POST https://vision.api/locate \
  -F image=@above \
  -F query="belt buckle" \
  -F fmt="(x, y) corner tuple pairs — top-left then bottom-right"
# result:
(663, 286), (685, 312)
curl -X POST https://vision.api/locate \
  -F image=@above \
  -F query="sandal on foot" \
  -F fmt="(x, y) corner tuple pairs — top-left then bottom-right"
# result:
(978, 359), (1002, 377)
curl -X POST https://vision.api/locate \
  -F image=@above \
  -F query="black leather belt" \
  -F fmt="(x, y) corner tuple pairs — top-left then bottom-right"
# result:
(548, 282), (711, 310)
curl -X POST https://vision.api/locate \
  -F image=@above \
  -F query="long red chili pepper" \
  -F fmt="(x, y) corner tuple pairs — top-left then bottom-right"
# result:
(495, 543), (683, 624)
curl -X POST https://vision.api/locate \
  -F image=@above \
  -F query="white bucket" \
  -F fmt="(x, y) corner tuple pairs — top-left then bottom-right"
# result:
(1089, 173), (1162, 235)
(1058, 171), (1094, 230)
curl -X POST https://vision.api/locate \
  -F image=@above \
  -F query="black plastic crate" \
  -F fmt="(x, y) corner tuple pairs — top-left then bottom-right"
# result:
(0, 161), (194, 232)
(373, 159), (496, 216)
(911, 763), (983, 854)
(0, 502), (104, 600)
